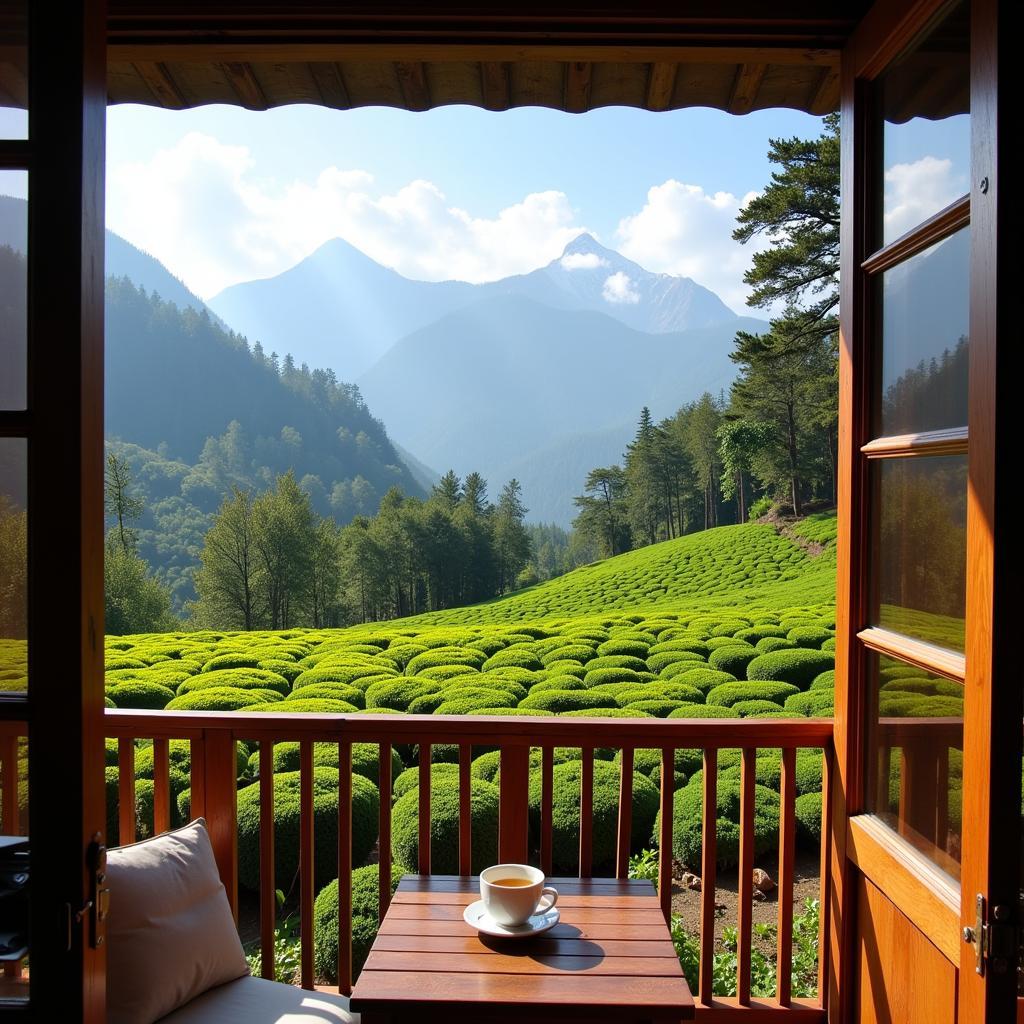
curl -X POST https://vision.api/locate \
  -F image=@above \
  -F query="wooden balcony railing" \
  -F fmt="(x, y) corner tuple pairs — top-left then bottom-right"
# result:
(2, 710), (837, 1020)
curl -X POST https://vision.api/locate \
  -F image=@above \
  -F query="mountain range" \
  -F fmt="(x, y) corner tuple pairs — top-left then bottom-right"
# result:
(208, 232), (737, 381)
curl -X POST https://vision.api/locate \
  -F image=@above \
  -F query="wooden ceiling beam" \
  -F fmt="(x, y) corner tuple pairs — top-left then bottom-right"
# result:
(564, 60), (593, 113)
(480, 61), (510, 111)
(728, 62), (767, 113)
(394, 60), (431, 111)
(645, 61), (677, 111)
(219, 60), (268, 109)
(309, 61), (350, 108)
(131, 60), (186, 109)
(808, 64), (840, 115)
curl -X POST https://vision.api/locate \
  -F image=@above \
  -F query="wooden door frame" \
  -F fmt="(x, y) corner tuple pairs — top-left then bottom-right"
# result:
(834, 0), (1017, 1022)
(0, 0), (109, 1020)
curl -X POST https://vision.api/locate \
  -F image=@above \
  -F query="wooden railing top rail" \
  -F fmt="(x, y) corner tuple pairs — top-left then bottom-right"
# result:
(101, 709), (835, 746)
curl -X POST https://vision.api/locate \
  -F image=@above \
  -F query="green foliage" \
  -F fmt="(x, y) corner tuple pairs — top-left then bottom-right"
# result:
(706, 680), (800, 708)
(392, 777), (499, 874)
(165, 686), (280, 712)
(236, 768), (379, 890)
(528, 760), (659, 873)
(795, 791), (823, 847)
(519, 690), (618, 713)
(746, 649), (834, 688)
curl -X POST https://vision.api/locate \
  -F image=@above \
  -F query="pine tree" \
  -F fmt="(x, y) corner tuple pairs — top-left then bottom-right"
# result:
(104, 451), (145, 555)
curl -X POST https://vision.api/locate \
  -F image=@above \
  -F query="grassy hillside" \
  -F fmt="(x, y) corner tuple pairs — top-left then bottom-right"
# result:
(399, 515), (838, 627)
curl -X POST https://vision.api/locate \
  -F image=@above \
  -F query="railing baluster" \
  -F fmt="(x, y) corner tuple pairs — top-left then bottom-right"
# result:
(418, 743), (431, 874)
(118, 737), (136, 845)
(818, 746), (834, 1008)
(204, 731), (239, 921)
(698, 748), (717, 1005)
(777, 747), (796, 1006)
(1, 734), (18, 835)
(737, 746), (756, 1005)
(378, 741), (392, 921)
(540, 745), (554, 875)
(579, 746), (594, 878)
(657, 747), (673, 923)
(259, 740), (276, 981)
(299, 740), (315, 990)
(153, 737), (171, 834)
(458, 743), (472, 875)
(189, 735), (207, 820)
(498, 745), (530, 863)
(616, 747), (634, 879)
(337, 739), (353, 996)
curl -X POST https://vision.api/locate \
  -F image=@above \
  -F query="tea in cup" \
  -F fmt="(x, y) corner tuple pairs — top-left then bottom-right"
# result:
(480, 864), (558, 927)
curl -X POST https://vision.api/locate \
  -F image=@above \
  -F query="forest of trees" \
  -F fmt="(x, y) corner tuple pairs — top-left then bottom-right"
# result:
(190, 469), (532, 629)
(573, 114), (841, 558)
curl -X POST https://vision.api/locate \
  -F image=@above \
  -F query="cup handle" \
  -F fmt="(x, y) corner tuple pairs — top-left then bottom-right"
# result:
(537, 886), (558, 913)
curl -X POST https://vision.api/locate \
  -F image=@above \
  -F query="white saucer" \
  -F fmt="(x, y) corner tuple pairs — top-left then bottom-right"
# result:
(463, 899), (560, 939)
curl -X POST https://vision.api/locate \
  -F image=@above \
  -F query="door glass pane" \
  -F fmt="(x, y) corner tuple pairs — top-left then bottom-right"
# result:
(871, 454), (967, 651)
(0, 169), (27, 409)
(876, 227), (968, 436)
(877, 0), (970, 247)
(866, 651), (963, 879)
(0, 438), (26, 695)
(0, 0), (28, 139)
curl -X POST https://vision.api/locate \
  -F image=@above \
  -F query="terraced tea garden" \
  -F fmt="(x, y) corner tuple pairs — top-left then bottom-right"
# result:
(3, 514), (965, 987)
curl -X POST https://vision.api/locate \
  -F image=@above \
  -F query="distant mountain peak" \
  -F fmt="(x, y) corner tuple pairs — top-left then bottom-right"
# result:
(559, 232), (621, 262)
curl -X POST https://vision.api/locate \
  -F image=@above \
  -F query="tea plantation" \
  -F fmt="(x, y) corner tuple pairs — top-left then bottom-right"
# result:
(2, 513), (965, 984)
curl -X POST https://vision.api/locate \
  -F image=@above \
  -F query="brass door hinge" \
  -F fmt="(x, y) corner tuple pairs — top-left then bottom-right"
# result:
(963, 893), (1018, 976)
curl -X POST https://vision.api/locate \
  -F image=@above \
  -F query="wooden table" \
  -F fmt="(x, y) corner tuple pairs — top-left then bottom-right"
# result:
(350, 874), (694, 1023)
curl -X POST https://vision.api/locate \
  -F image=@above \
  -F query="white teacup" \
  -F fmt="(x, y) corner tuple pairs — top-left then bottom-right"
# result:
(480, 864), (558, 927)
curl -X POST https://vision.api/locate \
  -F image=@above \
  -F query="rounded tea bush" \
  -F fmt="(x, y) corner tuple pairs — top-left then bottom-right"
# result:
(786, 626), (834, 649)
(106, 680), (176, 710)
(810, 670), (835, 691)
(365, 679), (436, 712)
(746, 649), (835, 689)
(706, 681), (800, 708)
(200, 652), (262, 672)
(519, 690), (618, 714)
(236, 768), (379, 891)
(177, 668), (291, 697)
(733, 699), (792, 717)
(707, 646), (759, 677)
(660, 780), (779, 869)
(293, 665), (396, 690)
(392, 777), (499, 874)
(481, 649), (543, 672)
(755, 637), (798, 654)
(313, 865), (400, 982)
(528, 760), (658, 873)
(667, 703), (741, 719)
(559, 707), (655, 718)
(623, 699), (688, 718)
(393, 763), (460, 800)
(784, 691), (835, 717)
(247, 698), (358, 714)
(282, 682), (364, 707)
(667, 668), (737, 692)
(795, 751), (823, 795)
(529, 677), (588, 694)
(795, 791), (823, 847)
(165, 687), (280, 712)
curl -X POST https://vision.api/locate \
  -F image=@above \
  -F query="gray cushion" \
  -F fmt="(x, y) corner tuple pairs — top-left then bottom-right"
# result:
(158, 976), (359, 1023)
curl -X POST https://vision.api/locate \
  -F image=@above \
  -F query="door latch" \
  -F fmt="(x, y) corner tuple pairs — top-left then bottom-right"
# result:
(963, 893), (1017, 976)
(85, 832), (109, 949)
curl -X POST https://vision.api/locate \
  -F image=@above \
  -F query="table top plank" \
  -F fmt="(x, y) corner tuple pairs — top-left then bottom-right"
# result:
(351, 873), (694, 1020)
(364, 950), (686, 977)
(383, 902), (669, 924)
(370, 934), (680, 957)
(352, 971), (694, 1013)
(377, 917), (674, 941)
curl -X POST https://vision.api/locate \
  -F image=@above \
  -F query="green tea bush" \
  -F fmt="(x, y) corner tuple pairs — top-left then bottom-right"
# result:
(746, 650), (834, 688)
(392, 777), (499, 874)
(529, 677), (588, 694)
(784, 691), (835, 717)
(795, 792), (823, 847)
(668, 668), (737, 692)
(165, 687), (280, 712)
(706, 681), (800, 708)
(660, 780), (779, 868)
(795, 751), (823, 795)
(406, 648), (485, 675)
(810, 670), (835, 691)
(434, 693), (518, 715)
(597, 639), (650, 659)
(667, 703), (741, 719)
(177, 668), (291, 697)
(393, 763), (460, 800)
(707, 646), (759, 677)
(583, 667), (643, 687)
(481, 649), (543, 672)
(257, 659), (303, 684)
(236, 768), (379, 890)
(519, 690), (619, 713)
(528, 760), (658, 873)
(365, 679), (435, 712)
(313, 865), (400, 982)
(415, 664), (479, 681)
(106, 680), (176, 710)
(282, 683), (364, 707)
(733, 699), (792, 717)
(585, 655), (649, 674)
(200, 653), (262, 672)
(755, 637), (798, 654)
(541, 645), (595, 665)
(559, 707), (654, 718)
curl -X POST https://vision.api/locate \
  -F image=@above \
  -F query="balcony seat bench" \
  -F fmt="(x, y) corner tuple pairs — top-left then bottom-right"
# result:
(157, 976), (358, 1024)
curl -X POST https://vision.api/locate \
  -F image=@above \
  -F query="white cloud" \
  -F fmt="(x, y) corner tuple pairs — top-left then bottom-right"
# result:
(615, 180), (761, 314)
(883, 156), (964, 243)
(602, 271), (640, 304)
(560, 252), (609, 271)
(107, 132), (587, 298)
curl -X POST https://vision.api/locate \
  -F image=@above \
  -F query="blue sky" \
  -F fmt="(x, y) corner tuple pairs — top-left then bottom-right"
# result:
(101, 103), (826, 311)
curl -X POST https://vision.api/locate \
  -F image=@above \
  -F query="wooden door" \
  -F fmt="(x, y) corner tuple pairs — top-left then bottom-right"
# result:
(832, 1), (1019, 1022)
(0, 0), (107, 1020)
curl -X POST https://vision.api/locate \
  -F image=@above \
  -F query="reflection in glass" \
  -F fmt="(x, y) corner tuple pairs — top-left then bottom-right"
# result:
(0, 438), (26, 695)
(877, 228), (968, 436)
(0, 0), (28, 140)
(866, 652), (963, 879)
(872, 455), (967, 651)
(877, 0), (970, 246)
(0, 169), (27, 409)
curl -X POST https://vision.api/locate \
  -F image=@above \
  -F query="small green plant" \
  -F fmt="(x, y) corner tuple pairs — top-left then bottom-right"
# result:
(244, 890), (302, 983)
(748, 496), (774, 520)
(627, 847), (660, 884)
